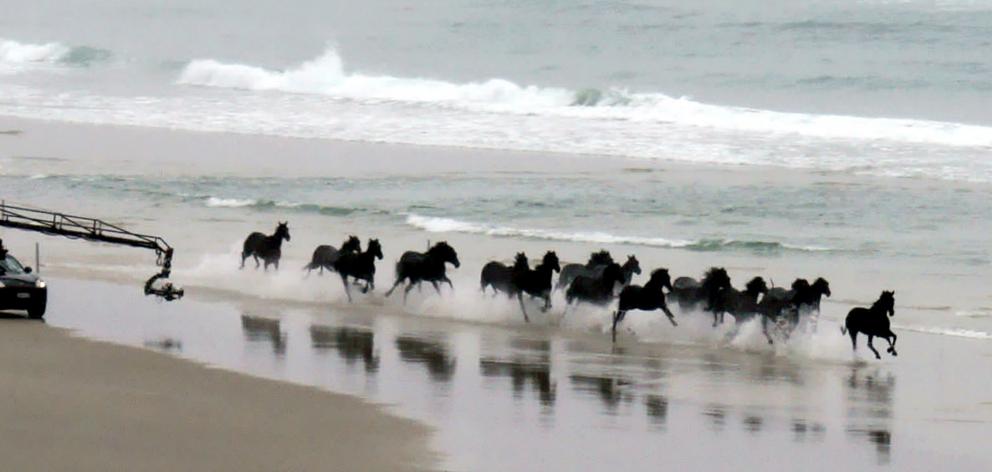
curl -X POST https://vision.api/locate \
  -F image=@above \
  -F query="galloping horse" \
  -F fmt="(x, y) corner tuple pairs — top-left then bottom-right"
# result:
(334, 239), (384, 302)
(305, 235), (361, 275)
(385, 241), (460, 303)
(512, 251), (561, 322)
(612, 268), (678, 342)
(842, 290), (897, 360)
(241, 221), (290, 270)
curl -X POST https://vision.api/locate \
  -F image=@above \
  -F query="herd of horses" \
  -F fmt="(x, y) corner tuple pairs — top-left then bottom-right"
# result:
(241, 222), (898, 360)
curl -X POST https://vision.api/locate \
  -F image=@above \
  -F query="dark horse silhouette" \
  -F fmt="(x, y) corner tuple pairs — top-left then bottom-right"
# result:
(842, 291), (897, 360)
(611, 268), (678, 342)
(716, 277), (774, 343)
(241, 221), (290, 270)
(759, 277), (831, 340)
(334, 239), (383, 302)
(512, 251), (561, 322)
(668, 267), (733, 326)
(556, 250), (615, 289)
(480, 252), (527, 297)
(305, 236), (361, 275)
(565, 263), (625, 307)
(385, 241), (460, 303)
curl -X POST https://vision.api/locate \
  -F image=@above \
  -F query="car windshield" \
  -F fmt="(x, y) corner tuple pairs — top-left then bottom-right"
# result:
(0, 255), (25, 274)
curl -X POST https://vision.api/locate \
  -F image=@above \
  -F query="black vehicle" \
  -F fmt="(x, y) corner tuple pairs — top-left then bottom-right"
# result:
(0, 253), (47, 319)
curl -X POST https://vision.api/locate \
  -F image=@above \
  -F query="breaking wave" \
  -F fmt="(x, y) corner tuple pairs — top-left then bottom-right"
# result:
(177, 47), (992, 148)
(405, 214), (834, 254)
(203, 196), (360, 215)
(0, 38), (110, 69)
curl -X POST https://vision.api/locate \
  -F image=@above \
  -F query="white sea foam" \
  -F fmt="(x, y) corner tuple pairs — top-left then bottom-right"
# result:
(178, 47), (992, 148)
(405, 214), (833, 253)
(896, 325), (992, 339)
(0, 38), (69, 64)
(205, 197), (258, 208)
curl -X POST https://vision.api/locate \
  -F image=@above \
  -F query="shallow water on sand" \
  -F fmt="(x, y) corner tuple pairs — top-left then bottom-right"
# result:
(41, 277), (992, 471)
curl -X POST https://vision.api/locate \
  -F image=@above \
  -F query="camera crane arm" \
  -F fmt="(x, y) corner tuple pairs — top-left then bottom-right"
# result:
(0, 201), (184, 301)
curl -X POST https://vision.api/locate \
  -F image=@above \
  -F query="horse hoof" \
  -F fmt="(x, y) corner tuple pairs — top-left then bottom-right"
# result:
(892, 351), (898, 357)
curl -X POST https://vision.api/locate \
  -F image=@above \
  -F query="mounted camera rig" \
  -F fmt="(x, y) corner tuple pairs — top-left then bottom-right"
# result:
(0, 201), (184, 301)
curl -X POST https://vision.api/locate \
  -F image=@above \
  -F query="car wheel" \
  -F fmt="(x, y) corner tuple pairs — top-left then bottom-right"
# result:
(28, 302), (46, 319)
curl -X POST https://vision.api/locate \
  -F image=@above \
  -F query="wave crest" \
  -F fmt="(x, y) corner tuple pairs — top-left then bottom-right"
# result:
(176, 47), (992, 148)
(405, 214), (833, 254)
(0, 38), (111, 70)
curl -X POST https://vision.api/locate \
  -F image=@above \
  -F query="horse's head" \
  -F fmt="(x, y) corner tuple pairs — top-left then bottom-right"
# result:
(342, 235), (361, 253)
(624, 255), (642, 275)
(746, 276), (769, 295)
(702, 267), (732, 292)
(542, 251), (561, 273)
(430, 241), (460, 268)
(649, 268), (672, 291)
(877, 290), (895, 317)
(513, 252), (529, 270)
(368, 239), (383, 260)
(587, 250), (614, 267)
(276, 221), (291, 241)
(791, 278), (810, 292)
(813, 277), (831, 297)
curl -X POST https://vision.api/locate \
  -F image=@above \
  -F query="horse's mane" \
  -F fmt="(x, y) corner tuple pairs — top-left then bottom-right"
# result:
(622, 255), (639, 268)
(646, 268), (670, 287)
(538, 251), (558, 269)
(701, 267), (731, 292)
(428, 241), (452, 254)
(791, 278), (810, 292)
(602, 263), (623, 282)
(871, 291), (895, 313)
(587, 250), (614, 267)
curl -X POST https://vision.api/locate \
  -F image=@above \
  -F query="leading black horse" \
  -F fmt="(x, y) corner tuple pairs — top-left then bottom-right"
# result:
(241, 221), (291, 271)
(842, 290), (897, 359)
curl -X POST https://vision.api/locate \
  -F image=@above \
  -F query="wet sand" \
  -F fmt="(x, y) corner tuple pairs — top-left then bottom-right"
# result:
(32, 276), (992, 472)
(0, 316), (435, 471)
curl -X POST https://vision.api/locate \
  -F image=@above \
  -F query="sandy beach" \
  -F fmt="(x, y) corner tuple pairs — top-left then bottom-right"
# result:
(0, 316), (435, 471)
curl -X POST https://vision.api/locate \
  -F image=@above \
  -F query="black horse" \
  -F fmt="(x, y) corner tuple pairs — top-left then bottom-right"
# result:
(717, 277), (774, 343)
(334, 239), (383, 302)
(241, 221), (291, 270)
(305, 236), (361, 275)
(512, 251), (561, 322)
(611, 268), (678, 342)
(385, 241), (460, 302)
(565, 263), (625, 307)
(763, 277), (831, 314)
(842, 291), (897, 359)
(480, 252), (528, 297)
(556, 250), (615, 289)
(668, 267), (733, 326)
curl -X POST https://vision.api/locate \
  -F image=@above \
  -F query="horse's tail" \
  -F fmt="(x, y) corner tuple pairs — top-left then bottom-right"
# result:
(840, 325), (847, 335)
(303, 261), (317, 272)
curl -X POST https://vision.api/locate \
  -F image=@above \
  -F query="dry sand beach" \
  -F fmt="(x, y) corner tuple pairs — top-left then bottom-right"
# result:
(0, 317), (435, 472)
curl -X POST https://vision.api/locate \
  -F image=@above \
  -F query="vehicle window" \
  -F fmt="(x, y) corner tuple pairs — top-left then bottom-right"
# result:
(0, 255), (25, 274)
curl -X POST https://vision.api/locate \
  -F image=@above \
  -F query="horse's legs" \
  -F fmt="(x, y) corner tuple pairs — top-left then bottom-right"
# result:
(340, 274), (353, 303)
(443, 276), (454, 291)
(848, 329), (858, 351)
(762, 316), (774, 345)
(542, 292), (551, 312)
(611, 310), (626, 343)
(662, 304), (678, 327)
(866, 335), (881, 360)
(712, 311), (720, 328)
(886, 332), (898, 356)
(403, 283), (416, 303)
(254, 255), (260, 269)
(240, 252), (248, 269)
(517, 293), (530, 323)
(385, 276), (406, 297)
(431, 281), (443, 296)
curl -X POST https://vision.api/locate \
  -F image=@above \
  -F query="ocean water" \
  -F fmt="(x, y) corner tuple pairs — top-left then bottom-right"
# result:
(1, 2), (991, 337)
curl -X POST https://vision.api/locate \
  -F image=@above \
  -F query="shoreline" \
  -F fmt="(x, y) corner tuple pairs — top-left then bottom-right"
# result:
(0, 312), (438, 471)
